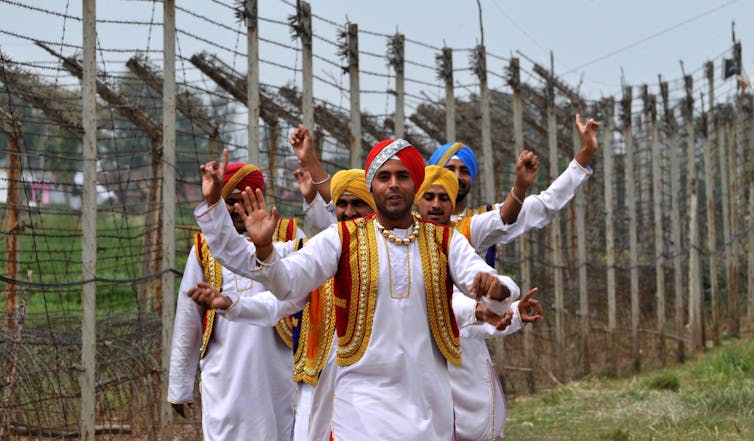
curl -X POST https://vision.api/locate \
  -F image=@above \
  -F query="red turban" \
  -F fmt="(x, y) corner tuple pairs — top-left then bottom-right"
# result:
(364, 139), (425, 192)
(221, 163), (265, 199)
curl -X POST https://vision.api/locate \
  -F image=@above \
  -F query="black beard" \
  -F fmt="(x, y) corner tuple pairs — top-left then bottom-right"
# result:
(455, 188), (469, 204)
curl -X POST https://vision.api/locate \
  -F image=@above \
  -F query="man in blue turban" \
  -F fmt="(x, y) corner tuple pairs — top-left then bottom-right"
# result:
(427, 142), (478, 215)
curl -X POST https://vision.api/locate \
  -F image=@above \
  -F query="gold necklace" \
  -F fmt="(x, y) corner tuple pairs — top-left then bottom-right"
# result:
(374, 218), (420, 245)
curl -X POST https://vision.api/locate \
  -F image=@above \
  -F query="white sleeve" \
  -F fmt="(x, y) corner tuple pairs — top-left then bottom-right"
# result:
(470, 159), (592, 251)
(193, 200), (299, 280)
(447, 232), (520, 312)
(221, 290), (307, 325)
(303, 193), (338, 234)
(452, 289), (478, 329)
(168, 247), (205, 404)
(459, 300), (524, 340)
(246, 225), (342, 302)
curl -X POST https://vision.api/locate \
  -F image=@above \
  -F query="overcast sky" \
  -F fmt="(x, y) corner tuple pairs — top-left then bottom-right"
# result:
(1, 0), (751, 112)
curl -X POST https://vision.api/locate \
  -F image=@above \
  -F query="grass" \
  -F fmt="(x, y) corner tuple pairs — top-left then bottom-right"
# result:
(505, 337), (754, 440)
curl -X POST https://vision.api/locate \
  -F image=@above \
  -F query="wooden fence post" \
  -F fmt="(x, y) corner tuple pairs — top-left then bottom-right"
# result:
(644, 86), (666, 366)
(601, 98), (617, 377)
(81, 0), (97, 438)
(389, 33), (405, 138)
(659, 79), (685, 363)
(473, 44), (495, 203)
(546, 64), (566, 381)
(160, 1), (177, 437)
(683, 74), (703, 350)
(703, 61), (720, 346)
(0, 107), (21, 332)
(724, 106), (739, 335)
(246, 0), (260, 164)
(621, 86), (640, 371)
(347, 23), (362, 168)
(298, 1), (314, 131)
(440, 47), (455, 142)
(717, 106), (732, 333)
(572, 101), (590, 377)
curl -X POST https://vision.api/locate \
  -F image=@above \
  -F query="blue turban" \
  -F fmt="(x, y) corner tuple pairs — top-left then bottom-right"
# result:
(428, 142), (478, 183)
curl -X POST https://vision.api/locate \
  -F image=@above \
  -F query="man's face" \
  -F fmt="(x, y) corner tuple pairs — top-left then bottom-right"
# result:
(370, 160), (415, 221)
(225, 194), (246, 233)
(416, 184), (453, 225)
(335, 193), (374, 221)
(444, 158), (471, 204)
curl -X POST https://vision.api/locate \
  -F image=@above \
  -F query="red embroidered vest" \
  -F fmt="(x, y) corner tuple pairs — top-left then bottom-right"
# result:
(333, 215), (461, 367)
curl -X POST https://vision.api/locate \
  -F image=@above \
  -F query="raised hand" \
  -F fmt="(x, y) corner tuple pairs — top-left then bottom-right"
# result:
(187, 281), (232, 310)
(469, 272), (510, 303)
(200, 149), (229, 205)
(289, 123), (316, 163)
(518, 287), (543, 323)
(293, 167), (316, 204)
(575, 114), (600, 167)
(514, 150), (539, 190)
(236, 187), (279, 259)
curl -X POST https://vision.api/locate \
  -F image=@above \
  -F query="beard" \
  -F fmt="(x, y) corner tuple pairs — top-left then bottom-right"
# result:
(455, 185), (470, 204)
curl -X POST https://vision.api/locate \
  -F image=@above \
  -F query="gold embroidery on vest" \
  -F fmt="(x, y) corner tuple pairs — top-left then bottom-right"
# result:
(337, 218), (379, 366)
(418, 221), (461, 366)
(197, 233), (223, 359)
(294, 279), (336, 385)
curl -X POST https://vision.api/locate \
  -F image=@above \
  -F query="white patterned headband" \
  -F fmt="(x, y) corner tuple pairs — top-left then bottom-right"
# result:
(365, 138), (412, 190)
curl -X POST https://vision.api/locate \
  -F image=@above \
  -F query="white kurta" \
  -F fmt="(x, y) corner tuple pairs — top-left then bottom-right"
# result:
(195, 201), (520, 441)
(302, 192), (337, 235)
(168, 227), (304, 441)
(449, 158), (592, 440)
(216, 279), (330, 441)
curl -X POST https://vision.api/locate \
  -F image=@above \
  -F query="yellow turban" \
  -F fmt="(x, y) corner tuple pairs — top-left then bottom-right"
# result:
(414, 165), (459, 210)
(330, 169), (376, 211)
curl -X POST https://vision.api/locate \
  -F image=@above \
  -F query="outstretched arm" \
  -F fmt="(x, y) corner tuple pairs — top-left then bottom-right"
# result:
(290, 124), (331, 203)
(187, 281), (306, 325)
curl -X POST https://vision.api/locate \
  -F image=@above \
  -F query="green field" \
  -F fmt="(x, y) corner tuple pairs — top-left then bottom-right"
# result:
(506, 337), (754, 440)
(3, 208), (196, 316)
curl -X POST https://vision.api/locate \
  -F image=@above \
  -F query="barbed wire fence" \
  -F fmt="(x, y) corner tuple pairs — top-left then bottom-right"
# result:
(0, 0), (752, 439)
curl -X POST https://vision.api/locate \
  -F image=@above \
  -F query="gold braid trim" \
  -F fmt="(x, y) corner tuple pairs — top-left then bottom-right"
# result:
(418, 220), (461, 366)
(294, 279), (336, 385)
(272, 218), (299, 349)
(197, 233), (223, 359)
(292, 303), (311, 382)
(336, 217), (379, 366)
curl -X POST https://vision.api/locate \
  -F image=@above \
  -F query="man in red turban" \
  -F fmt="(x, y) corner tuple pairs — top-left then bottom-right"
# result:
(169, 157), (304, 441)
